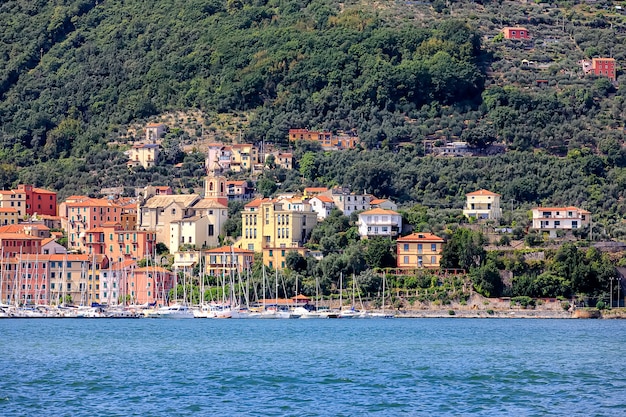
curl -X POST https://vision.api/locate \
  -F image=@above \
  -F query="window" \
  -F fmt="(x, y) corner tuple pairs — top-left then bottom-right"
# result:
(403, 256), (409, 264)
(431, 256), (437, 265)
(403, 243), (409, 251)
(431, 244), (437, 252)
(417, 244), (423, 254)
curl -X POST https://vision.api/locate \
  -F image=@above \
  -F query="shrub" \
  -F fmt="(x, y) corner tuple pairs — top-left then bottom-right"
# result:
(596, 300), (606, 310)
(448, 309), (456, 316)
(486, 309), (495, 315)
(561, 301), (571, 311)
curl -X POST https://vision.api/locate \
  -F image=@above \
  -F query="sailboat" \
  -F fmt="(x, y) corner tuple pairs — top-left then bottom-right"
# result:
(371, 273), (394, 318)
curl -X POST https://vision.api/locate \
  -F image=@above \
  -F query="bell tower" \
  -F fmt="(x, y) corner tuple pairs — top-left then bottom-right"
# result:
(204, 156), (227, 200)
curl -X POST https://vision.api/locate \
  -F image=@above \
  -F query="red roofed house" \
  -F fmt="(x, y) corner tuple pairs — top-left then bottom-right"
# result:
(357, 208), (402, 239)
(502, 27), (530, 40)
(397, 233), (444, 269)
(591, 58), (617, 82)
(463, 189), (502, 220)
(16, 184), (57, 216)
(309, 195), (336, 220)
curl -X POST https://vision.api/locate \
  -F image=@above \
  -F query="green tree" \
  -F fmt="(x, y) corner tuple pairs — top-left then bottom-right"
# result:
(440, 228), (486, 270)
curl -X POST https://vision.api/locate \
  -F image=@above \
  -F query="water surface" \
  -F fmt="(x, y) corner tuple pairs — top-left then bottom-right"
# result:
(1, 319), (624, 416)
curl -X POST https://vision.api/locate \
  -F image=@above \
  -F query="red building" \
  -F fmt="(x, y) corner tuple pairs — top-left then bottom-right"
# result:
(502, 27), (530, 40)
(0, 233), (42, 258)
(592, 58), (616, 81)
(17, 184), (57, 216)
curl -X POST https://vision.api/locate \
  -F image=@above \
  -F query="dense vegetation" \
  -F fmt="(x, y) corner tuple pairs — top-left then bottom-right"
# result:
(2, 0), (626, 304)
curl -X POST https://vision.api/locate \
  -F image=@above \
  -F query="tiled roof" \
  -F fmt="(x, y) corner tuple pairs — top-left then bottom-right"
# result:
(532, 206), (587, 212)
(466, 189), (500, 197)
(359, 208), (399, 216)
(0, 232), (42, 240)
(193, 199), (228, 209)
(397, 233), (444, 243)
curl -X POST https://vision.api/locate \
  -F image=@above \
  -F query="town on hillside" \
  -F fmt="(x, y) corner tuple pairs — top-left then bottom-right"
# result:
(0, 122), (624, 317)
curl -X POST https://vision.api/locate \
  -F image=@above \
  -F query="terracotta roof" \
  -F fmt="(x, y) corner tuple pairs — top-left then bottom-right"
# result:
(66, 198), (123, 208)
(146, 123), (165, 127)
(503, 26), (528, 31)
(244, 198), (268, 208)
(40, 215), (61, 220)
(0, 208), (18, 213)
(532, 206), (587, 212)
(40, 237), (58, 246)
(204, 246), (255, 254)
(227, 180), (247, 186)
(359, 208), (399, 216)
(370, 198), (389, 205)
(314, 195), (334, 204)
(304, 187), (329, 194)
(32, 188), (56, 194)
(193, 199), (227, 209)
(397, 233), (444, 243)
(466, 189), (500, 197)
(292, 294), (310, 300)
(0, 233), (42, 240)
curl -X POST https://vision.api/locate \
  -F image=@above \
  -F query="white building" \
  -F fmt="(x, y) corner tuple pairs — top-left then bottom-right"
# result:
(531, 206), (591, 237)
(463, 189), (502, 220)
(357, 208), (402, 239)
(309, 196), (336, 220)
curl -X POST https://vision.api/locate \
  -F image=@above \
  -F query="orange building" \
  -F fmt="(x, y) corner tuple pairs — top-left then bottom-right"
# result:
(83, 223), (156, 263)
(396, 232), (444, 270)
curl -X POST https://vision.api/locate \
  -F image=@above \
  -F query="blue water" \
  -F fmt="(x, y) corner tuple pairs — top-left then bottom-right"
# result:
(1, 319), (625, 416)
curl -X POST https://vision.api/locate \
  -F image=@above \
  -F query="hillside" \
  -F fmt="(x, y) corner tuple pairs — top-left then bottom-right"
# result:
(2, 0), (626, 235)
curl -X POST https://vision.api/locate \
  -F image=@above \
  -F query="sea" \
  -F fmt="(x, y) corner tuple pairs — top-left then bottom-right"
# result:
(1, 318), (625, 417)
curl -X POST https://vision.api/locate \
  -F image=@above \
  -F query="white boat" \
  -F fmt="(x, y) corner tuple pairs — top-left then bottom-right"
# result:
(155, 304), (195, 319)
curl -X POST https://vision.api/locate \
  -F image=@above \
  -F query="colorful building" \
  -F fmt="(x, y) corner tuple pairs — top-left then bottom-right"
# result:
(396, 233), (444, 270)
(202, 246), (255, 277)
(127, 143), (160, 169)
(83, 223), (156, 263)
(0, 190), (26, 218)
(239, 198), (317, 267)
(502, 27), (530, 40)
(16, 184), (57, 216)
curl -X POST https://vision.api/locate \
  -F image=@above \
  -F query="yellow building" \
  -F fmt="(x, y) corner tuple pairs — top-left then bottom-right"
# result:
(462, 189), (502, 220)
(240, 198), (317, 268)
(127, 143), (160, 170)
(0, 208), (19, 226)
(0, 190), (27, 218)
(230, 144), (260, 172)
(396, 233), (444, 269)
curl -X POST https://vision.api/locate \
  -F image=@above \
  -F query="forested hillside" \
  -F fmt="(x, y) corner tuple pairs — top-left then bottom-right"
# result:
(2, 0), (626, 235)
